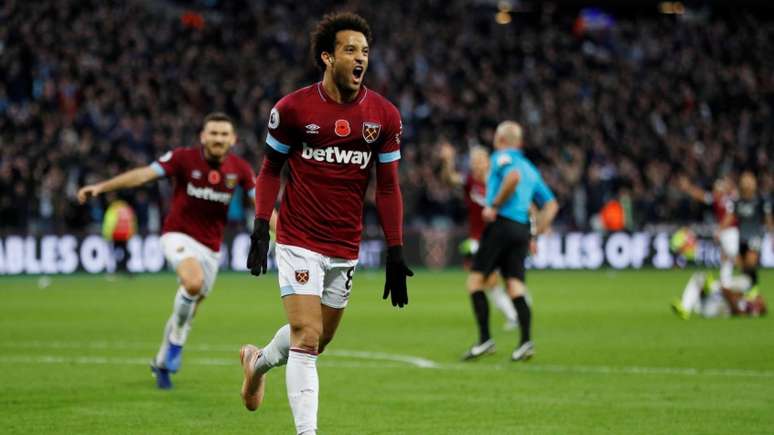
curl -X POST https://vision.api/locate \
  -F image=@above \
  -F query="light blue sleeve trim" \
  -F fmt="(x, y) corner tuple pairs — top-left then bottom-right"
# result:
(266, 133), (290, 154)
(150, 162), (166, 177)
(280, 286), (296, 297)
(247, 188), (256, 199)
(378, 150), (401, 163)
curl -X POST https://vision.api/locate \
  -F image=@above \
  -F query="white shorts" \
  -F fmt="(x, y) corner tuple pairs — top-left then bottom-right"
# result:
(275, 243), (358, 309)
(718, 227), (739, 258)
(160, 232), (221, 297)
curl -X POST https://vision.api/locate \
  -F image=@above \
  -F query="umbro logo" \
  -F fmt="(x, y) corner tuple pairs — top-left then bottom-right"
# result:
(305, 124), (320, 134)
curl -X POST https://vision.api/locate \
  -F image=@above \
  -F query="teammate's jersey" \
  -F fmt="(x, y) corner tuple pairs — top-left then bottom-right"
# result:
(711, 191), (736, 226)
(266, 83), (402, 259)
(151, 146), (256, 252)
(731, 195), (771, 241)
(464, 173), (486, 240)
(486, 148), (554, 224)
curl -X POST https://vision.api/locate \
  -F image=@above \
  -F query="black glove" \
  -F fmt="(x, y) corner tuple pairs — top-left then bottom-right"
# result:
(247, 217), (270, 276)
(383, 246), (414, 308)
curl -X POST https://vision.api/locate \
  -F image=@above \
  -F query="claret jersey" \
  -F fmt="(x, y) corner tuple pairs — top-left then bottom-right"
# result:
(151, 146), (255, 252)
(266, 83), (402, 259)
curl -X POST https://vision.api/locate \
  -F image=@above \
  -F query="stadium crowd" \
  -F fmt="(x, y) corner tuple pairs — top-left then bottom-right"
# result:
(1, 0), (772, 234)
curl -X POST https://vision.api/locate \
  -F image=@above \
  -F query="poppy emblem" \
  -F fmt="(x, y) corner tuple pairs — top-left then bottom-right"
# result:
(362, 122), (381, 143)
(295, 270), (310, 284)
(208, 170), (221, 185)
(335, 119), (351, 137)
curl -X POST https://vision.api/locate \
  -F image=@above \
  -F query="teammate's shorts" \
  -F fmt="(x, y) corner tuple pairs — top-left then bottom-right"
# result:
(160, 232), (221, 297)
(472, 217), (530, 281)
(275, 243), (358, 309)
(717, 227), (739, 258)
(740, 236), (763, 256)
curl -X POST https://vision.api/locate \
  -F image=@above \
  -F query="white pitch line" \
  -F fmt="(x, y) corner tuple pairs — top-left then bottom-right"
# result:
(0, 340), (437, 368)
(0, 355), (408, 370)
(2, 341), (773, 378)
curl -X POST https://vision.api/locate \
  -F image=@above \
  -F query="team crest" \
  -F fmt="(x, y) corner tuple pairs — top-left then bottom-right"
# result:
(335, 119), (351, 137)
(362, 122), (381, 143)
(208, 170), (221, 185)
(225, 173), (238, 188)
(295, 270), (310, 284)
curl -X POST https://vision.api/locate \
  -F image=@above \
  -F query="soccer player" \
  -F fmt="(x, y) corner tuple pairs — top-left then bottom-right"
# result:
(720, 171), (773, 296)
(438, 142), (518, 330)
(678, 175), (739, 286)
(462, 121), (558, 362)
(77, 112), (256, 389)
(672, 272), (767, 319)
(240, 13), (412, 435)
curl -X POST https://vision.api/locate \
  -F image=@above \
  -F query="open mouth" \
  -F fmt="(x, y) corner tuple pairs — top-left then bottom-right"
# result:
(352, 66), (364, 82)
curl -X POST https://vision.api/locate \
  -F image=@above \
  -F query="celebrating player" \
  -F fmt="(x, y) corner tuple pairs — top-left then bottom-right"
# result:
(462, 121), (558, 362)
(438, 142), (519, 330)
(77, 113), (256, 389)
(677, 174), (738, 286)
(240, 12), (412, 435)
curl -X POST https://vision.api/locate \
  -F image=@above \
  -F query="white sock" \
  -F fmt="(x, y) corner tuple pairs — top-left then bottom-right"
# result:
(254, 324), (291, 374)
(287, 349), (319, 435)
(680, 273), (704, 312)
(720, 260), (733, 287)
(154, 317), (174, 367)
(169, 287), (197, 345)
(490, 286), (518, 323)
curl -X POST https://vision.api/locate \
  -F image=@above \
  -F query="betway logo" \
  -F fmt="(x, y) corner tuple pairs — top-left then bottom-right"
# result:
(301, 144), (371, 169)
(186, 183), (232, 204)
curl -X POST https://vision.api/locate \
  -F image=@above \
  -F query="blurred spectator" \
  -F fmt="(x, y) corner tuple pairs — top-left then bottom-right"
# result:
(1, 0), (771, 234)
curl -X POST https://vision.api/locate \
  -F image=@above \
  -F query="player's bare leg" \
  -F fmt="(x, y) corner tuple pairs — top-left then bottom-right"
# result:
(506, 277), (534, 361)
(284, 294), (323, 435)
(318, 304), (345, 354)
(152, 257), (204, 388)
(462, 271), (496, 360)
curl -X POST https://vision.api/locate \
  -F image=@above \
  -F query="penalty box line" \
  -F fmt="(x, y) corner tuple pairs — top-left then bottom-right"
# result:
(1, 340), (773, 379)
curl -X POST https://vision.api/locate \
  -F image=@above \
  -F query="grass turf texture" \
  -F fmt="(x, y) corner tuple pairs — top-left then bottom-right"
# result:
(1, 269), (773, 434)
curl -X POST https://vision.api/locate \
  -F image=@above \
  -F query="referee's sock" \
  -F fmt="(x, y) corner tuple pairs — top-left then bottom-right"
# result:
(470, 290), (490, 343)
(512, 295), (531, 345)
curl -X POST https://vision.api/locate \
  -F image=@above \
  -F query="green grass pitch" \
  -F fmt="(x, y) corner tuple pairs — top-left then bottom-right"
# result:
(1, 269), (773, 434)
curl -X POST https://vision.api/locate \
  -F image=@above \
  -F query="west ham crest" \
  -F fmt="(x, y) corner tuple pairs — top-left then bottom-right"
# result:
(362, 122), (381, 143)
(295, 270), (310, 284)
(225, 173), (238, 188)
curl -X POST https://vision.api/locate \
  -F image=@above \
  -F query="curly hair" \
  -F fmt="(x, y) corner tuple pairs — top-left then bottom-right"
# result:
(310, 12), (372, 71)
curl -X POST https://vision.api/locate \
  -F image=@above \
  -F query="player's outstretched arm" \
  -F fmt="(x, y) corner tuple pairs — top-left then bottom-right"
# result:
(77, 166), (160, 204)
(375, 161), (413, 307)
(247, 146), (287, 276)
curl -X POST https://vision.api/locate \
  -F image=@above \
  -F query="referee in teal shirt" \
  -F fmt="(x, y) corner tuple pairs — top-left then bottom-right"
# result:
(462, 121), (559, 362)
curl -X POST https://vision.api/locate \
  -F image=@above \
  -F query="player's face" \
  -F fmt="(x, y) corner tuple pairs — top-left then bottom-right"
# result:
(200, 121), (236, 161)
(470, 150), (489, 179)
(739, 172), (757, 197)
(328, 30), (369, 94)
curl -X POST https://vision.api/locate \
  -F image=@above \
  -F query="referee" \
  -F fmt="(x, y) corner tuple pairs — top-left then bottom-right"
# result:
(462, 121), (558, 362)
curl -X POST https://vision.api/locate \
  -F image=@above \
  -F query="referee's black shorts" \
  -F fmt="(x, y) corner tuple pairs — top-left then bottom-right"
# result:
(471, 216), (531, 281)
